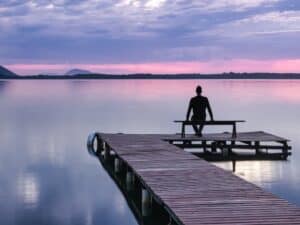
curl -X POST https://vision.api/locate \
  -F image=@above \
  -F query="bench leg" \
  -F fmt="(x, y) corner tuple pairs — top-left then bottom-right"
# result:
(282, 141), (288, 160)
(203, 141), (207, 153)
(181, 124), (185, 138)
(232, 124), (237, 138)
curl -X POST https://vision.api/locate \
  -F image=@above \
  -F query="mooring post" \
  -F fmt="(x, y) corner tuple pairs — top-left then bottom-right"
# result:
(126, 170), (135, 191)
(142, 188), (152, 217)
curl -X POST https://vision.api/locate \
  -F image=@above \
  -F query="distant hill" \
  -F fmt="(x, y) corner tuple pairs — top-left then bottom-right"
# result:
(65, 69), (92, 76)
(0, 65), (18, 77)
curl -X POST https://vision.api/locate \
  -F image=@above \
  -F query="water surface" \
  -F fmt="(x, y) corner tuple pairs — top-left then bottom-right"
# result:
(1, 79), (300, 224)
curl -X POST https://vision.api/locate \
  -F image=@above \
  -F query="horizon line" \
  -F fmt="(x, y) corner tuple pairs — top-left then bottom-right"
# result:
(4, 59), (300, 75)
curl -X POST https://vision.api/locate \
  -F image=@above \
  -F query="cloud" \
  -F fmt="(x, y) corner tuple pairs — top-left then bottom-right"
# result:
(1, 0), (300, 71)
(204, 0), (279, 11)
(7, 59), (300, 75)
(0, 0), (283, 38)
(219, 10), (300, 37)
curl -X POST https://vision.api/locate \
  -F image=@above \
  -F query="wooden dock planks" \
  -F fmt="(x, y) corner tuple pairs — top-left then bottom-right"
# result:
(161, 131), (290, 142)
(99, 133), (299, 225)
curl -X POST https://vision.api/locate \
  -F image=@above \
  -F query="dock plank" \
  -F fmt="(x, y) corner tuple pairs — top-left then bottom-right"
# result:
(160, 131), (290, 142)
(98, 133), (299, 225)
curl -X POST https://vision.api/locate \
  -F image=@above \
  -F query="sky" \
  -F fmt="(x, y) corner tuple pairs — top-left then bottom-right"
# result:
(1, 0), (300, 75)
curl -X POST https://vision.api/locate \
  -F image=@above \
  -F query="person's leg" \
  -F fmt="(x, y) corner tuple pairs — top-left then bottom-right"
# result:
(198, 116), (206, 136)
(191, 116), (199, 134)
(198, 123), (204, 136)
(192, 124), (199, 134)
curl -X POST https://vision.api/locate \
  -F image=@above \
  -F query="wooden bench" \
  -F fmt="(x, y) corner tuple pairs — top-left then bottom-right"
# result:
(174, 120), (245, 138)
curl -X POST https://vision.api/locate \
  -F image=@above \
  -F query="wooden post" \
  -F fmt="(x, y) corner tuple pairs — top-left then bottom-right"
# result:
(229, 141), (235, 155)
(203, 141), (207, 153)
(282, 141), (288, 160)
(114, 158), (121, 173)
(211, 141), (217, 153)
(96, 134), (103, 153)
(232, 123), (237, 138)
(142, 188), (152, 217)
(103, 142), (110, 161)
(232, 160), (236, 173)
(255, 141), (260, 155)
(223, 149), (228, 157)
(126, 170), (135, 191)
(219, 141), (229, 157)
(181, 123), (185, 138)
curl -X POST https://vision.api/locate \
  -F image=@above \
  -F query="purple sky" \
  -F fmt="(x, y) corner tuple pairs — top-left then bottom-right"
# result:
(1, 0), (300, 74)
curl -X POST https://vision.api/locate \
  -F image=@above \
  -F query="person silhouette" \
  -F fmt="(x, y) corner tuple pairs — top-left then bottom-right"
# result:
(186, 85), (214, 136)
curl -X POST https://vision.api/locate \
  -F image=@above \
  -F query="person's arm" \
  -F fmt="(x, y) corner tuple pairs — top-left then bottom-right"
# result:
(207, 99), (214, 121)
(186, 100), (192, 121)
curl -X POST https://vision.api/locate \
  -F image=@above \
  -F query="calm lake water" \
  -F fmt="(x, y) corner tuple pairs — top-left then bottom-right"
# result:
(1, 79), (300, 224)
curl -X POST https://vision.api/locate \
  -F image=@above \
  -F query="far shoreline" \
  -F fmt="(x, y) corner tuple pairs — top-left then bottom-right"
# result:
(2, 73), (300, 80)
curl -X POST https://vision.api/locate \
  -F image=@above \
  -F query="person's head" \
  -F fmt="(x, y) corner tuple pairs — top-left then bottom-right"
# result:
(196, 85), (202, 95)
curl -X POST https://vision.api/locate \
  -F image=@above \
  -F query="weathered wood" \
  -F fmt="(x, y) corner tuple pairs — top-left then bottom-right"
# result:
(162, 131), (290, 142)
(174, 120), (246, 123)
(97, 132), (298, 225)
(162, 131), (291, 159)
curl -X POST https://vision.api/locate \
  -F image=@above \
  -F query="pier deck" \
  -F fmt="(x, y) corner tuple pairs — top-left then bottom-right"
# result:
(92, 132), (299, 225)
(162, 131), (291, 160)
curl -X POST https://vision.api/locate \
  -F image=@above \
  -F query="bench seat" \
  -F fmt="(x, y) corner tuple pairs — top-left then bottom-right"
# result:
(174, 120), (245, 138)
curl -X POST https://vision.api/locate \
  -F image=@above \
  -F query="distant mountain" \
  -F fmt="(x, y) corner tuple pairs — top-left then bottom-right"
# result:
(65, 69), (92, 76)
(0, 65), (18, 77)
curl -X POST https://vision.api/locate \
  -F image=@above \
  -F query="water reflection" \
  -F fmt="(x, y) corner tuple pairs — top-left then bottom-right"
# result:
(17, 173), (40, 208)
(0, 79), (300, 224)
(0, 81), (8, 94)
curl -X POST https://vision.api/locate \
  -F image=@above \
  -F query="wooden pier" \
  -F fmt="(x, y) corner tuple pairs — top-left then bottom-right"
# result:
(164, 131), (291, 160)
(88, 132), (300, 225)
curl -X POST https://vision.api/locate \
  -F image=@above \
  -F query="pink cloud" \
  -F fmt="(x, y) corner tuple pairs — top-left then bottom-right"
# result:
(5, 59), (300, 75)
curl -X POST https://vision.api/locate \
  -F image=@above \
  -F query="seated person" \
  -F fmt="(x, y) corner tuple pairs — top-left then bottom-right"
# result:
(186, 85), (214, 136)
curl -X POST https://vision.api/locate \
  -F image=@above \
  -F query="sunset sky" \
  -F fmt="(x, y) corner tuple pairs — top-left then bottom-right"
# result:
(1, 0), (300, 75)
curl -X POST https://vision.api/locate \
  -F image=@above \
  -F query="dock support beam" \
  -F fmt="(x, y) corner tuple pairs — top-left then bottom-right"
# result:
(222, 142), (229, 157)
(142, 188), (152, 217)
(203, 140), (207, 153)
(126, 171), (135, 191)
(255, 141), (260, 155)
(232, 160), (236, 172)
(114, 158), (121, 173)
(102, 142), (111, 161)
